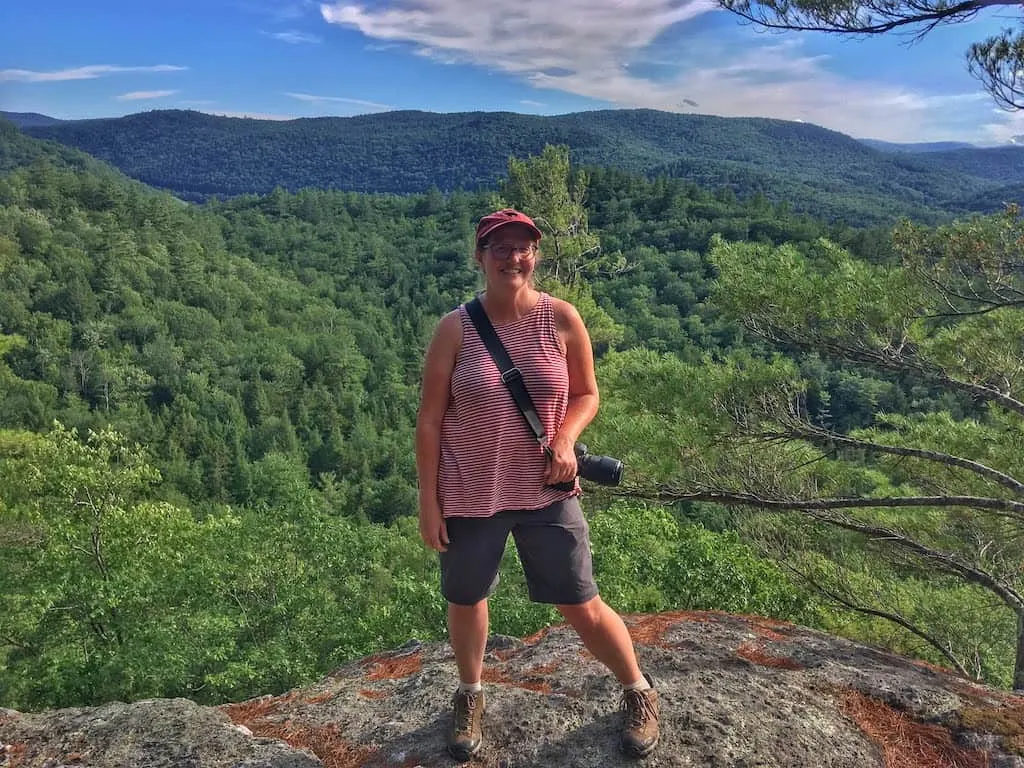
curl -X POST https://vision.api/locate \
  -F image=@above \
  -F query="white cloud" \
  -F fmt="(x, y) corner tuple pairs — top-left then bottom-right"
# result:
(269, 30), (323, 43)
(318, 0), (995, 142)
(285, 91), (394, 110)
(521, 100), (545, 107)
(0, 65), (187, 83)
(321, 0), (714, 76)
(979, 108), (1024, 145)
(116, 90), (178, 101)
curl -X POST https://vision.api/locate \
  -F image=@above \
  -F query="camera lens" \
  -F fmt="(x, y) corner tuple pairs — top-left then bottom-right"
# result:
(579, 453), (623, 486)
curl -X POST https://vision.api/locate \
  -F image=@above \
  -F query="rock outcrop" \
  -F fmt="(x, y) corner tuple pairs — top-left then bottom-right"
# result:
(3, 610), (1024, 767)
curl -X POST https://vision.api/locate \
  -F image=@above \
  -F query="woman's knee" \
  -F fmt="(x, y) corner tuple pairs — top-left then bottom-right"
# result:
(556, 595), (605, 630)
(448, 599), (488, 627)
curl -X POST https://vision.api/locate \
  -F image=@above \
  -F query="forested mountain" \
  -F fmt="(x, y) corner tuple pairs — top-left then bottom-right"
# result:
(17, 108), (1020, 226)
(0, 111), (66, 129)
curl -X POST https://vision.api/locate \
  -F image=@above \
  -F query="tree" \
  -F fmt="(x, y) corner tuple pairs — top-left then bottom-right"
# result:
(597, 208), (1024, 689)
(718, 0), (1024, 110)
(497, 144), (627, 349)
(500, 145), (601, 286)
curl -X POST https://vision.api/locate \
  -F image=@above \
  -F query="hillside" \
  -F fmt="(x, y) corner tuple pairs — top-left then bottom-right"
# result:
(19, 108), (1017, 226)
(915, 145), (1024, 184)
(0, 119), (114, 177)
(3, 119), (1021, 714)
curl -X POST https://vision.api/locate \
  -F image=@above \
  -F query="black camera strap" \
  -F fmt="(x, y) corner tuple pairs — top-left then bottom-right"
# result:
(465, 296), (549, 449)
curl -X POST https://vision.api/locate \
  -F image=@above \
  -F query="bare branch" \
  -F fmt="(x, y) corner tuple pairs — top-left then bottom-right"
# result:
(0, 634), (36, 653)
(751, 323), (1024, 417)
(779, 561), (973, 679)
(923, 300), (1024, 319)
(769, 422), (1024, 497)
(626, 487), (1024, 517)
(802, 509), (1024, 609)
(620, 485), (1024, 609)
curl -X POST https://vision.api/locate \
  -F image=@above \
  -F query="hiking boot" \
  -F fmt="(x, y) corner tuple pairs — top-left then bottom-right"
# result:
(448, 688), (485, 762)
(620, 675), (659, 758)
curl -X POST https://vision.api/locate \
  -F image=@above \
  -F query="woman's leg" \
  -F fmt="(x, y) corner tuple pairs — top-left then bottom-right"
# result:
(556, 595), (642, 685)
(448, 598), (489, 684)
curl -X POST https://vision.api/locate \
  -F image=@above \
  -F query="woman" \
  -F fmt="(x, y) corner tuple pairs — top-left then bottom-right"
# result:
(415, 208), (660, 761)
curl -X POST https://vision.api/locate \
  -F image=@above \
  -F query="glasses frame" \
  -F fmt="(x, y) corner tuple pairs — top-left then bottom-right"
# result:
(481, 242), (538, 260)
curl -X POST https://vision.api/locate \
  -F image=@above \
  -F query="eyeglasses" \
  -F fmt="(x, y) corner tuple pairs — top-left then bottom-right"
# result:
(483, 243), (537, 259)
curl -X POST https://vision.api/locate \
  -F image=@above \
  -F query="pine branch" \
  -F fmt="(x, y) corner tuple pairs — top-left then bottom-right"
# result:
(721, 0), (1002, 35)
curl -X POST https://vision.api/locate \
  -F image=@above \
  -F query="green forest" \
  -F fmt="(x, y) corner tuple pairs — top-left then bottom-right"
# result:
(18, 108), (1024, 226)
(1, 117), (1022, 711)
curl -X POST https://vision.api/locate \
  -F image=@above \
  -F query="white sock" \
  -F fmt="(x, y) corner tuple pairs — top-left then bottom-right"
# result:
(624, 676), (651, 692)
(458, 681), (483, 693)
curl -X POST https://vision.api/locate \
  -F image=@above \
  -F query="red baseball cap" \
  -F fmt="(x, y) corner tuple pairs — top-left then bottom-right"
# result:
(475, 208), (542, 246)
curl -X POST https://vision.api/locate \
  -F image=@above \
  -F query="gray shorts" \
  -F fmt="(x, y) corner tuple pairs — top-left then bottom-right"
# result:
(440, 497), (599, 606)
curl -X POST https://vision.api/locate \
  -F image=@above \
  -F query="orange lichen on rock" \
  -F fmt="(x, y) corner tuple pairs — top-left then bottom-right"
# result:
(737, 640), (804, 671)
(220, 691), (297, 723)
(839, 689), (989, 768)
(4, 743), (27, 768)
(482, 667), (554, 694)
(240, 721), (377, 768)
(305, 690), (336, 705)
(528, 661), (560, 676)
(740, 615), (797, 642)
(522, 626), (553, 645)
(364, 651), (423, 681)
(625, 610), (704, 646)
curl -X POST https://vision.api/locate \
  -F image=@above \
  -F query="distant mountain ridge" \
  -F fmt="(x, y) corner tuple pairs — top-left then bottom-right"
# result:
(0, 111), (67, 128)
(10, 108), (1024, 224)
(858, 138), (976, 153)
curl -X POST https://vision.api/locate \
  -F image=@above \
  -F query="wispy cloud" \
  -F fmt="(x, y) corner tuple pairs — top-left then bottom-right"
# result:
(0, 64), (187, 83)
(285, 91), (394, 110)
(268, 30), (322, 43)
(116, 90), (178, 101)
(319, 0), (992, 142)
(521, 100), (545, 107)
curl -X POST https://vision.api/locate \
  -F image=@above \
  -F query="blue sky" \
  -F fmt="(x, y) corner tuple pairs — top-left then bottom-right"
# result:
(1, 0), (1020, 144)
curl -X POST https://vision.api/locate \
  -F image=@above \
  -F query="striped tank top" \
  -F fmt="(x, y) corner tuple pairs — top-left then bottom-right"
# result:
(438, 292), (579, 518)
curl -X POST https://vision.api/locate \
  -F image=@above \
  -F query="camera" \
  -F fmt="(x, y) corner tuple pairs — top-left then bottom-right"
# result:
(550, 442), (623, 491)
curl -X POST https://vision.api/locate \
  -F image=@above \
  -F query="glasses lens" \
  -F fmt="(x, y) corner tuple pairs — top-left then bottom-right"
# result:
(490, 244), (534, 258)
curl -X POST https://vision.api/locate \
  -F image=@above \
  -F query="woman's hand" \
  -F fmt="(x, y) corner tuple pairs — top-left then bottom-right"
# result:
(544, 434), (578, 486)
(419, 500), (449, 552)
